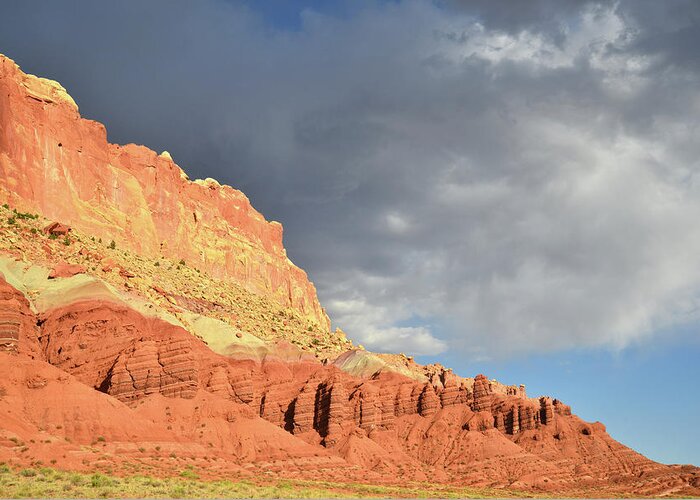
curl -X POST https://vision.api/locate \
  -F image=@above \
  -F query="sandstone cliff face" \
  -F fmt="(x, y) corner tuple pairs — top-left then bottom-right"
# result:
(39, 300), (202, 403)
(24, 279), (558, 448)
(0, 274), (40, 357)
(0, 54), (328, 330)
(1, 53), (699, 496)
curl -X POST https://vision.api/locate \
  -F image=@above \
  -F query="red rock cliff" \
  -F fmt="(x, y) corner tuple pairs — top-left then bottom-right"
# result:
(0, 54), (329, 329)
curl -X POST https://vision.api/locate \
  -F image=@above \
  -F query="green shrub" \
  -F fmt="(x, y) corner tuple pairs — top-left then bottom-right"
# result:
(90, 473), (111, 488)
(49, 233), (58, 240)
(179, 469), (199, 480)
(108, 240), (116, 250)
(68, 473), (84, 485)
(12, 209), (38, 220)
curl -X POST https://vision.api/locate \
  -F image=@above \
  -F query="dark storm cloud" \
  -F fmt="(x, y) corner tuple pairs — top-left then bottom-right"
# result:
(1, 0), (699, 357)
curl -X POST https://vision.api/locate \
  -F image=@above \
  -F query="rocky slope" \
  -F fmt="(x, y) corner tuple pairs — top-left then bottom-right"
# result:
(0, 53), (698, 496)
(0, 54), (328, 330)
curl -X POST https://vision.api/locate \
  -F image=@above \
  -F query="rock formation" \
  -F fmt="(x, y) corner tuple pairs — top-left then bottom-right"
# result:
(0, 54), (328, 330)
(0, 274), (39, 355)
(471, 374), (493, 412)
(0, 52), (698, 496)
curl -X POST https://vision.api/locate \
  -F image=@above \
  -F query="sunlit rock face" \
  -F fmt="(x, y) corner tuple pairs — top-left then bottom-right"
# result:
(0, 54), (329, 330)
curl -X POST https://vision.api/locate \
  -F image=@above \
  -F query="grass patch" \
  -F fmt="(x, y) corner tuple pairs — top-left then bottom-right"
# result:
(0, 466), (520, 498)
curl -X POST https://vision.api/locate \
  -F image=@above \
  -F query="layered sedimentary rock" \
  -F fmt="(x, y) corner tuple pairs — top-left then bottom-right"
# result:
(0, 275), (40, 356)
(292, 380), (318, 434)
(0, 277), (22, 353)
(0, 54), (328, 329)
(32, 287), (570, 451)
(418, 383), (440, 417)
(105, 337), (199, 402)
(38, 300), (202, 402)
(471, 374), (493, 412)
(1, 53), (699, 496)
(2, 216), (699, 496)
(438, 370), (470, 407)
(540, 396), (554, 425)
(350, 384), (381, 431)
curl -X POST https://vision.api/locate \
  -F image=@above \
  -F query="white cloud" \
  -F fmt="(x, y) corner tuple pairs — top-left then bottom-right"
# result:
(309, 2), (700, 357)
(327, 295), (447, 355)
(384, 212), (411, 234)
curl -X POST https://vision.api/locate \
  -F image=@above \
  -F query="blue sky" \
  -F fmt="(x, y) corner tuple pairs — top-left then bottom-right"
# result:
(0, 0), (698, 466)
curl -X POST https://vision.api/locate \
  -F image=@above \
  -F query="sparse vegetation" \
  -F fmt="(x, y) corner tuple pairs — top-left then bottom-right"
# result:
(12, 209), (38, 220)
(0, 206), (352, 359)
(0, 466), (513, 498)
(179, 468), (199, 480)
(89, 472), (111, 488)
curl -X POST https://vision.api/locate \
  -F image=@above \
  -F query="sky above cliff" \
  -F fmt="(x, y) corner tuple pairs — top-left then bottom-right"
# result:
(0, 0), (698, 465)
